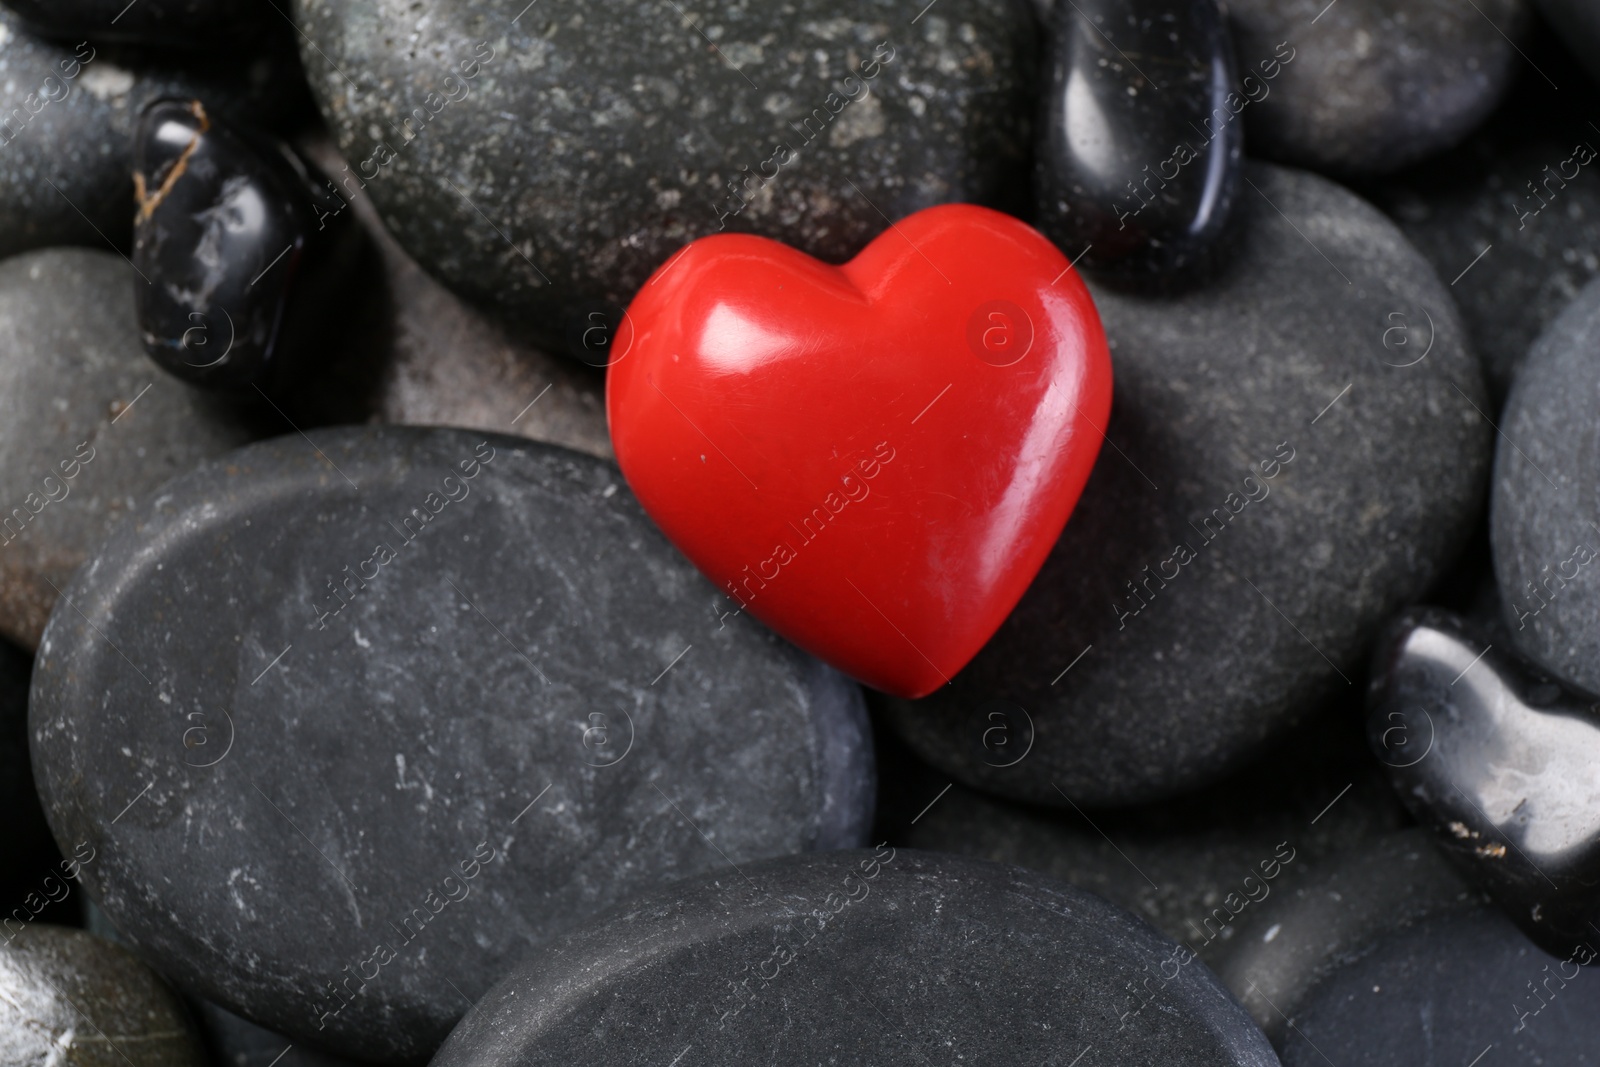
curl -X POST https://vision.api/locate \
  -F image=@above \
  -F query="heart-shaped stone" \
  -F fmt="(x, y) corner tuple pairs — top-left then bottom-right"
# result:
(607, 204), (1112, 698)
(1367, 607), (1600, 958)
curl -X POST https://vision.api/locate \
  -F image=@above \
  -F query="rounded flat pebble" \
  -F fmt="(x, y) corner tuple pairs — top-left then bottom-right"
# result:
(1281, 908), (1600, 1066)
(1492, 274), (1600, 691)
(0, 924), (208, 1067)
(431, 849), (1280, 1067)
(1209, 829), (1482, 1045)
(297, 0), (1037, 350)
(1228, 0), (1526, 174)
(0, 248), (260, 650)
(30, 426), (873, 1065)
(0, 7), (308, 261)
(885, 162), (1491, 806)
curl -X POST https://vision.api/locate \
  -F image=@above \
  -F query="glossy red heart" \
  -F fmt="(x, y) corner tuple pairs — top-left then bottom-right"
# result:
(606, 204), (1112, 699)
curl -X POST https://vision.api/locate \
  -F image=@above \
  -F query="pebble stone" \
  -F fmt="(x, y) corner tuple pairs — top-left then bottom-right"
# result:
(296, 0), (1038, 351)
(1035, 0), (1242, 283)
(0, 248), (261, 651)
(132, 99), (365, 394)
(1228, 0), (1527, 174)
(430, 849), (1281, 1067)
(30, 426), (873, 1065)
(1209, 829), (1483, 1046)
(0, 7), (310, 263)
(0, 924), (209, 1067)
(1492, 274), (1600, 691)
(1367, 608), (1600, 959)
(884, 162), (1491, 807)
(1280, 907), (1600, 1067)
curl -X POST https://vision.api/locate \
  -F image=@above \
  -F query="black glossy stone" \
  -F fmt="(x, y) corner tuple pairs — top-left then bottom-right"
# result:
(30, 427), (873, 1066)
(1209, 829), (1483, 1046)
(1491, 274), (1600, 689)
(431, 850), (1279, 1067)
(1035, 0), (1241, 282)
(0, 6), (311, 262)
(1280, 908), (1600, 1067)
(885, 163), (1491, 806)
(4, 0), (272, 48)
(1367, 608), (1600, 959)
(133, 100), (363, 394)
(0, 925), (209, 1067)
(297, 0), (1037, 353)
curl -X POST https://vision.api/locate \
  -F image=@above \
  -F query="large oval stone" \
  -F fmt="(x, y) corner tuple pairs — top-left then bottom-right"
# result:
(30, 427), (872, 1065)
(431, 850), (1279, 1067)
(885, 162), (1491, 806)
(295, 0), (1036, 351)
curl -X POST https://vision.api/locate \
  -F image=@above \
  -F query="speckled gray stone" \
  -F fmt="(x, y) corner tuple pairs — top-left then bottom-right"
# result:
(431, 850), (1281, 1067)
(0, 925), (208, 1067)
(900, 707), (1408, 973)
(1280, 908), (1600, 1067)
(1229, 0), (1526, 174)
(884, 162), (1492, 807)
(294, 137), (611, 460)
(296, 0), (1036, 351)
(30, 426), (873, 1066)
(1209, 830), (1483, 1047)
(0, 7), (309, 261)
(1492, 274), (1600, 692)
(0, 248), (259, 651)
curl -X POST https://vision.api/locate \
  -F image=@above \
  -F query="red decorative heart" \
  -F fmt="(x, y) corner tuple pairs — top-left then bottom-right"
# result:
(607, 204), (1112, 699)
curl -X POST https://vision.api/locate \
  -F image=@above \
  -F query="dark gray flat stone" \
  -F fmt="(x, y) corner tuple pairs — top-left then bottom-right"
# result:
(1210, 829), (1483, 1046)
(0, 248), (259, 650)
(432, 849), (1280, 1067)
(1281, 907), (1600, 1066)
(1492, 274), (1600, 692)
(30, 426), (872, 1066)
(1229, 0), (1526, 174)
(900, 704), (1408, 973)
(884, 162), (1491, 807)
(0, 924), (208, 1067)
(296, 0), (1037, 350)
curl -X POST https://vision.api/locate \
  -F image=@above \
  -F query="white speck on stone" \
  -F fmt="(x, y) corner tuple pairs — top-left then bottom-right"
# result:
(1263, 923), (1281, 943)
(80, 63), (136, 101)
(354, 629), (371, 649)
